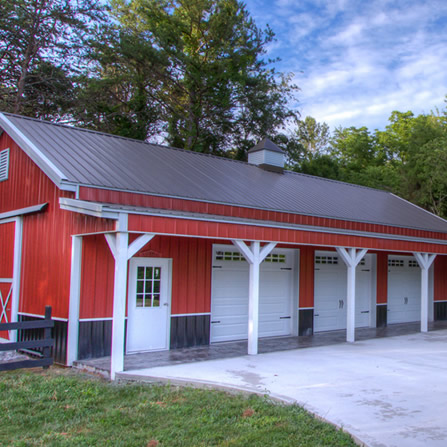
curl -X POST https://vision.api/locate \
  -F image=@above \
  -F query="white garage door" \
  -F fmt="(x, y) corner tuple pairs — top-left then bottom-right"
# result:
(388, 256), (421, 324)
(314, 251), (372, 332)
(211, 245), (296, 343)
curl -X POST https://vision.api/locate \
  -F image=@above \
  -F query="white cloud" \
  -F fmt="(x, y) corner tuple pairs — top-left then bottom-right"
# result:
(245, 0), (447, 130)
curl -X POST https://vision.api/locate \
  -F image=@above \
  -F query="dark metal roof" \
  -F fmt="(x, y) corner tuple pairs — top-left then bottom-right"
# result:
(2, 112), (447, 234)
(248, 137), (284, 154)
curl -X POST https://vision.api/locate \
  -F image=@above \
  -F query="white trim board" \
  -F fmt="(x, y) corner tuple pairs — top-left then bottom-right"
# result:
(0, 203), (47, 221)
(18, 312), (68, 322)
(0, 113), (75, 191)
(78, 317), (128, 322)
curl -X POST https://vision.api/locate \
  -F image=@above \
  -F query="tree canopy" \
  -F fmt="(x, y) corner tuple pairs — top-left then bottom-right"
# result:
(1, 0), (447, 219)
(292, 106), (447, 219)
(73, 0), (299, 154)
(0, 0), (105, 120)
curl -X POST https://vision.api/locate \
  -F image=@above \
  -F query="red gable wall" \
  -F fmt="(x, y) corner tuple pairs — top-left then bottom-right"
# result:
(0, 132), (114, 319)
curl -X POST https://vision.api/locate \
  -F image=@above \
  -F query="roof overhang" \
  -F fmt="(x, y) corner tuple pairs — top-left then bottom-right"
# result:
(60, 197), (119, 219)
(0, 113), (76, 192)
(59, 197), (447, 247)
(0, 203), (48, 221)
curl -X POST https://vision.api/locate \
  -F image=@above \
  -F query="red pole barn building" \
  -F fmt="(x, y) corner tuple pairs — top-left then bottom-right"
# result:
(1, 112), (447, 379)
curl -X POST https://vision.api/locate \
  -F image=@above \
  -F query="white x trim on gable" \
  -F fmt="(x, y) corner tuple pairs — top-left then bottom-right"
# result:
(0, 279), (12, 324)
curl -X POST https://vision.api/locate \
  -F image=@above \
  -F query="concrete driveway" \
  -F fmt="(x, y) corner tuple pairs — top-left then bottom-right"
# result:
(119, 330), (447, 447)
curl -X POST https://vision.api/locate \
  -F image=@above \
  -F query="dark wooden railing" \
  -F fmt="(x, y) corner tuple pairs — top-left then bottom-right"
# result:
(0, 306), (54, 371)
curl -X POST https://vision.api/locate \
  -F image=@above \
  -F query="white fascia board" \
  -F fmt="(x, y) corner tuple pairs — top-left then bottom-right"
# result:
(0, 203), (47, 221)
(59, 197), (118, 220)
(0, 113), (73, 190)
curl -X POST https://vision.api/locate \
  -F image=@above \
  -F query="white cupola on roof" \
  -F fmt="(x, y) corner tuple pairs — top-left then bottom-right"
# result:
(248, 138), (285, 173)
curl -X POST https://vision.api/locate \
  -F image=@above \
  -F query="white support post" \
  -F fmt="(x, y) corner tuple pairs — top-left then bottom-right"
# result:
(109, 214), (129, 380)
(10, 216), (23, 341)
(414, 252), (437, 333)
(67, 235), (83, 365)
(232, 240), (276, 355)
(105, 223), (156, 379)
(336, 247), (368, 343)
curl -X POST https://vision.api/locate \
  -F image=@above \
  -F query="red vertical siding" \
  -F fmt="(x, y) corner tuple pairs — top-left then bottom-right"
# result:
(376, 252), (388, 304)
(128, 214), (447, 254)
(79, 235), (213, 319)
(79, 235), (115, 319)
(0, 222), (14, 277)
(0, 133), (115, 319)
(434, 255), (447, 301)
(299, 246), (315, 308)
(135, 236), (213, 315)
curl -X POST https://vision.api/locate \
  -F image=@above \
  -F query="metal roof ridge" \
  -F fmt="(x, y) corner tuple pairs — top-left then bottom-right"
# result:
(0, 111), (266, 169)
(0, 111), (153, 145)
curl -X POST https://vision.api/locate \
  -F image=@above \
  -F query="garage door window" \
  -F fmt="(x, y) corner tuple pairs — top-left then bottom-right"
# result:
(215, 250), (286, 263)
(264, 253), (286, 263)
(388, 259), (404, 267)
(315, 255), (338, 265)
(215, 251), (245, 261)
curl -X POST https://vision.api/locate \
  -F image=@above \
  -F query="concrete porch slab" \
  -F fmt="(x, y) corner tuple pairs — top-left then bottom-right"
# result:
(118, 330), (447, 447)
(75, 321), (447, 376)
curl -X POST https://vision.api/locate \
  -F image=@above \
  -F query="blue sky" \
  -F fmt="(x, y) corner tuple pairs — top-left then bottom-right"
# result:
(244, 0), (447, 131)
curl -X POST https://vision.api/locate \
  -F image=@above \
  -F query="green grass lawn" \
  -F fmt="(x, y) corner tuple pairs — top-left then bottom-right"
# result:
(0, 367), (357, 447)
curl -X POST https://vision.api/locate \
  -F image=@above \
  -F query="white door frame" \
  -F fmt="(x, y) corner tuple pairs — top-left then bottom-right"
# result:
(0, 216), (23, 342)
(126, 257), (172, 353)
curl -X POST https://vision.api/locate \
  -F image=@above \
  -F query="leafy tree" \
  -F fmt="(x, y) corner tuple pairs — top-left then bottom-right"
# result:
(295, 116), (330, 159)
(73, 29), (164, 140)
(331, 127), (378, 171)
(0, 0), (105, 119)
(298, 154), (342, 181)
(411, 136), (447, 217)
(278, 116), (330, 168)
(19, 61), (76, 120)
(80, 0), (298, 151)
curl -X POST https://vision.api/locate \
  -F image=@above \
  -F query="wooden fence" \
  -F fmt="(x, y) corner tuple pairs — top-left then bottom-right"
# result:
(0, 306), (54, 371)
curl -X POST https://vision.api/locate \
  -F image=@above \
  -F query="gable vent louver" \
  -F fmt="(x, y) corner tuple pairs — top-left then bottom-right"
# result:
(0, 149), (9, 181)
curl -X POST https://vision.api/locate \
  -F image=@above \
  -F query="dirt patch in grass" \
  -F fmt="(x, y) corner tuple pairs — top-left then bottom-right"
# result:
(0, 367), (357, 447)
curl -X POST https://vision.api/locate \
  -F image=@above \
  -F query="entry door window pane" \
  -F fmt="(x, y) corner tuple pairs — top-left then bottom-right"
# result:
(135, 265), (162, 307)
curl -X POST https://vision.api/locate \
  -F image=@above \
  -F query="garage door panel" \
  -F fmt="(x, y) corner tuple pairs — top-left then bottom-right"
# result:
(211, 246), (295, 343)
(212, 323), (247, 341)
(315, 314), (345, 332)
(314, 252), (372, 333)
(213, 304), (247, 316)
(388, 256), (421, 324)
(259, 319), (290, 336)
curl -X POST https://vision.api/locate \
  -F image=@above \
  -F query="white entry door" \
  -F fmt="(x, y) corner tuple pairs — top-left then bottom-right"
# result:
(127, 258), (171, 353)
(314, 251), (372, 332)
(388, 256), (421, 324)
